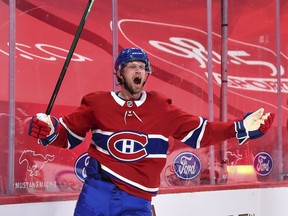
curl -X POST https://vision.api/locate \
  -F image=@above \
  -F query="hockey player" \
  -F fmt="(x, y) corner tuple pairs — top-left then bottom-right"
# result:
(28, 48), (274, 216)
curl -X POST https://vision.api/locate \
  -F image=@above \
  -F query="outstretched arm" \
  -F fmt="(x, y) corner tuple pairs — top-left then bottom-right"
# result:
(201, 108), (274, 147)
(174, 108), (274, 148)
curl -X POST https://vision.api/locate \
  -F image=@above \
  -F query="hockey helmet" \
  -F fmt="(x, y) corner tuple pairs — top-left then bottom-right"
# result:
(114, 48), (151, 73)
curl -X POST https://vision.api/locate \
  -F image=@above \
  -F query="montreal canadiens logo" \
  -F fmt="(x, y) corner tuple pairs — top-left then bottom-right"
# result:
(173, 152), (201, 180)
(253, 151), (273, 176)
(74, 152), (90, 182)
(107, 131), (148, 162)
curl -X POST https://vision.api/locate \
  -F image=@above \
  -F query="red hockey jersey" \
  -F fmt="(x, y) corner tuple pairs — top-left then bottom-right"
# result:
(52, 91), (236, 200)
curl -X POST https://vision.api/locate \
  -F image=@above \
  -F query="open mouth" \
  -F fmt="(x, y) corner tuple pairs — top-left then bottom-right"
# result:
(134, 77), (142, 85)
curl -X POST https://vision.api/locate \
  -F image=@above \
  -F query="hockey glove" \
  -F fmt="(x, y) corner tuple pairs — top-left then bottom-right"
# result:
(28, 113), (59, 146)
(235, 108), (275, 145)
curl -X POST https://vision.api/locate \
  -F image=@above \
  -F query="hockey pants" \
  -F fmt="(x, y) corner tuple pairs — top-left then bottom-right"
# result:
(73, 158), (152, 216)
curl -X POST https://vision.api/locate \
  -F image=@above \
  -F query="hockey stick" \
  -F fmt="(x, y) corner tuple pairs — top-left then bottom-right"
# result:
(45, 0), (94, 115)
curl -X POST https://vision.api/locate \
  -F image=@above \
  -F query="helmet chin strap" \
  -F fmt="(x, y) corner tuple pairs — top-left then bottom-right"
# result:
(142, 73), (150, 87)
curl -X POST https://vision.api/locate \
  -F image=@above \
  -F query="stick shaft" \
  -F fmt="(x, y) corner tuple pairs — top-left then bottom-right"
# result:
(45, 0), (94, 115)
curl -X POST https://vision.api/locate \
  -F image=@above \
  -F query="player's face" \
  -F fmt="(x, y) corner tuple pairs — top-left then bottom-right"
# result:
(121, 61), (147, 94)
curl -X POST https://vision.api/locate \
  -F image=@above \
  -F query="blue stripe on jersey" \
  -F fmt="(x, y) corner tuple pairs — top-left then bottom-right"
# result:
(59, 118), (84, 149)
(182, 117), (207, 148)
(92, 130), (169, 156)
(67, 132), (83, 148)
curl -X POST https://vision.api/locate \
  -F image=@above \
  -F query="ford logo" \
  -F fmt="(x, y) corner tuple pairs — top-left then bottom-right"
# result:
(173, 152), (201, 180)
(253, 151), (273, 176)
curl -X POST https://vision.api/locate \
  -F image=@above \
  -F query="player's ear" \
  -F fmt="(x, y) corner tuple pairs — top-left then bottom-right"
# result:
(115, 69), (124, 84)
(116, 69), (122, 77)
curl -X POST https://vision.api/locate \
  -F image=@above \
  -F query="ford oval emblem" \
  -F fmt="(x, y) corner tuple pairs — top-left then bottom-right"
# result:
(253, 151), (273, 176)
(173, 152), (201, 180)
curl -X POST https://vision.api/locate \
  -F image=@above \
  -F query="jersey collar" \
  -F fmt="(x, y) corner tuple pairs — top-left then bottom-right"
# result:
(110, 91), (147, 107)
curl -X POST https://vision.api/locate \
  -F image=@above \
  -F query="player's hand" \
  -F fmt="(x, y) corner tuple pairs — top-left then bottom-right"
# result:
(235, 108), (275, 145)
(28, 113), (59, 146)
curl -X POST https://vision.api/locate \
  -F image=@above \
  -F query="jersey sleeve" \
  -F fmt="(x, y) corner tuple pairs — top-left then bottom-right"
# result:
(51, 92), (98, 149)
(164, 100), (236, 148)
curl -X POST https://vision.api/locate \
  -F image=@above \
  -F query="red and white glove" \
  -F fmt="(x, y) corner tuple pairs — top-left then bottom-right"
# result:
(28, 113), (59, 146)
(235, 108), (275, 145)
